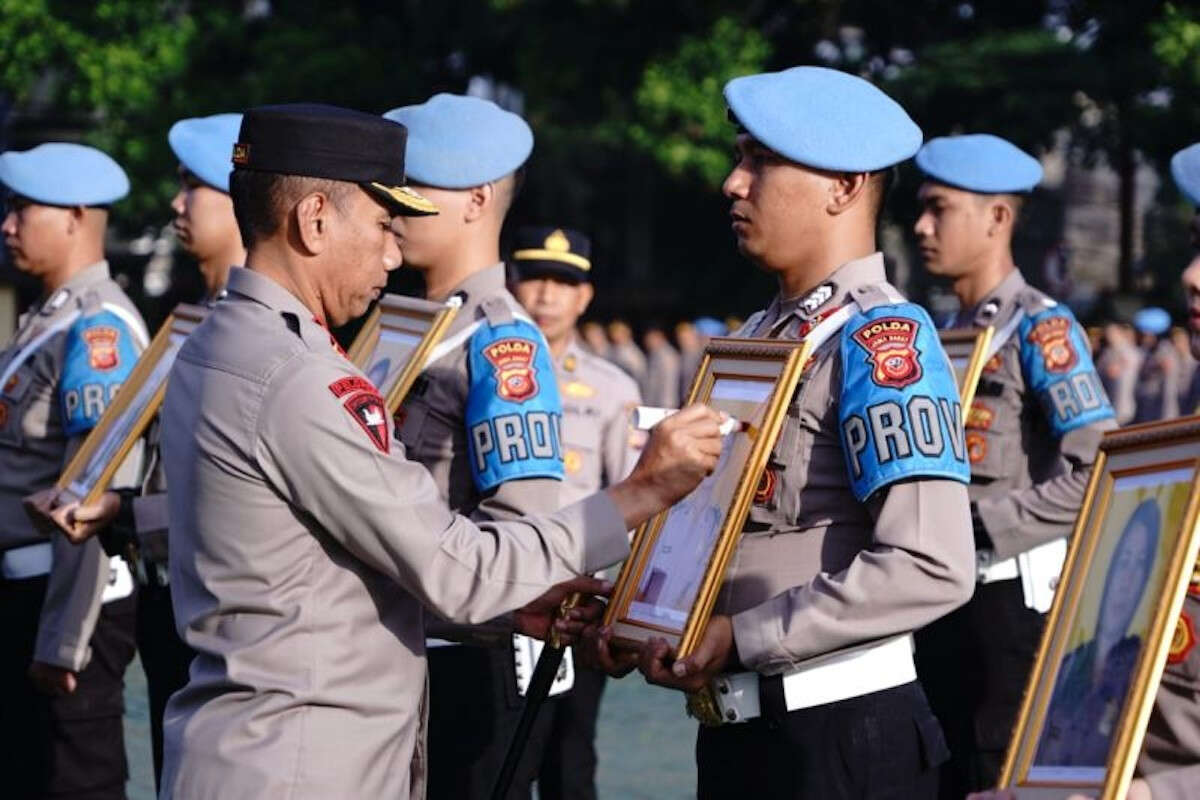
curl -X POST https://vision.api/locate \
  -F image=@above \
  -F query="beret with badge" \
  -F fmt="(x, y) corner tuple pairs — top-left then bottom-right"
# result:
(383, 93), (533, 189)
(0, 142), (129, 206)
(169, 113), (243, 194)
(1171, 142), (1200, 207)
(916, 134), (1043, 194)
(232, 103), (437, 216)
(723, 66), (922, 172)
(509, 226), (592, 284)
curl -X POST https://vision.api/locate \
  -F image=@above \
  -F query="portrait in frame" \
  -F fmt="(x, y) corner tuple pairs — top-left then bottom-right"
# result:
(604, 337), (810, 658)
(997, 417), (1200, 800)
(347, 293), (460, 412)
(55, 303), (210, 506)
(939, 326), (994, 409)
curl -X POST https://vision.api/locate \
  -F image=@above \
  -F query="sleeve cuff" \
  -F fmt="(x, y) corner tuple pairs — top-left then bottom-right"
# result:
(33, 631), (89, 672)
(555, 491), (630, 574)
(731, 595), (792, 673)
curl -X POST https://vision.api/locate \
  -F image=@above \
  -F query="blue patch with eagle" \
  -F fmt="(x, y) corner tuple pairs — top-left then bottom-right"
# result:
(60, 309), (140, 436)
(1018, 305), (1114, 438)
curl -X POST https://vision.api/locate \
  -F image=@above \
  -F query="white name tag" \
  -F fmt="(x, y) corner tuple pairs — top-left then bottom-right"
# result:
(101, 556), (134, 603)
(512, 634), (574, 697)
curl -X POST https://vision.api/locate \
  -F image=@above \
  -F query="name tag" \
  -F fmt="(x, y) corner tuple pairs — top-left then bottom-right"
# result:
(512, 634), (574, 697)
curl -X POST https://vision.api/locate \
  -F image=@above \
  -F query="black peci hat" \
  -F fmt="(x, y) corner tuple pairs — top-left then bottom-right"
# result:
(232, 103), (437, 216)
(509, 226), (592, 284)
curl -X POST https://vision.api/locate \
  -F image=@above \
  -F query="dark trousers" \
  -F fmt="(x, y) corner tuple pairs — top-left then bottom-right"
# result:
(133, 579), (193, 790)
(426, 644), (555, 800)
(915, 578), (1045, 798)
(537, 665), (607, 800)
(0, 574), (136, 800)
(695, 680), (947, 800)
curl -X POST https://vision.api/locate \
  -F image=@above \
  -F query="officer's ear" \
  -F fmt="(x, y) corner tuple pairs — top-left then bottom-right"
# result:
(463, 183), (493, 224)
(293, 191), (332, 255)
(827, 172), (870, 217)
(574, 282), (594, 316)
(987, 197), (1015, 237)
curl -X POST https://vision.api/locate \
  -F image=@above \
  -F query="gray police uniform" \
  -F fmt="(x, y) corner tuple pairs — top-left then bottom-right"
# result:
(697, 253), (975, 799)
(0, 260), (148, 798)
(158, 267), (628, 800)
(396, 262), (571, 799)
(915, 268), (1117, 796)
(642, 340), (681, 409)
(538, 339), (641, 800)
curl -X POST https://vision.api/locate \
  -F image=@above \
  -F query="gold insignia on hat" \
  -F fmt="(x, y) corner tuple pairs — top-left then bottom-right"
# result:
(232, 142), (250, 165)
(368, 182), (439, 216)
(545, 229), (571, 252)
(513, 228), (591, 272)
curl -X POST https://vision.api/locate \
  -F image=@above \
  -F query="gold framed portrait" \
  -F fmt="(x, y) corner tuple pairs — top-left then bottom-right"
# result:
(603, 337), (811, 658)
(56, 303), (210, 505)
(939, 326), (994, 409)
(347, 293), (460, 412)
(998, 417), (1200, 799)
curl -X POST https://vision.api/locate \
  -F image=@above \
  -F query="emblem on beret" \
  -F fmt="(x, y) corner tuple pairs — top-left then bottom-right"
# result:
(1168, 611), (1195, 665)
(1027, 316), (1078, 374)
(966, 401), (994, 431)
(544, 229), (571, 253)
(966, 431), (987, 464)
(83, 326), (120, 371)
(342, 390), (390, 454)
(484, 337), (540, 403)
(851, 317), (923, 389)
(232, 142), (250, 165)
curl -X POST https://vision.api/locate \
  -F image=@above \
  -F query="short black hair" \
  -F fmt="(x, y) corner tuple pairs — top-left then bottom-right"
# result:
(867, 167), (895, 221)
(229, 170), (355, 249)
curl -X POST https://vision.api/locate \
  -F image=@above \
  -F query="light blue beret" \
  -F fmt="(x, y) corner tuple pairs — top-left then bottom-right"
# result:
(915, 134), (1042, 193)
(382, 94), (533, 189)
(693, 317), (727, 337)
(0, 142), (129, 206)
(168, 113), (243, 193)
(1171, 143), (1200, 206)
(723, 66), (922, 172)
(1133, 307), (1171, 336)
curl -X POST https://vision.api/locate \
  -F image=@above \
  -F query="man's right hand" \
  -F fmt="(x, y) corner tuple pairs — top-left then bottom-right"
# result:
(606, 403), (723, 530)
(21, 489), (121, 544)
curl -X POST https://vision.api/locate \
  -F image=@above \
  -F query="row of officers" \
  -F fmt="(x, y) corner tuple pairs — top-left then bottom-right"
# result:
(0, 65), (1198, 800)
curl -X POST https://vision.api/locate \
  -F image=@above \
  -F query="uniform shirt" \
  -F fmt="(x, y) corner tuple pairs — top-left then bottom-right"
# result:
(1133, 339), (1182, 424)
(158, 267), (628, 800)
(1139, 586), (1200, 799)
(958, 270), (1117, 561)
(556, 339), (641, 506)
(0, 260), (147, 670)
(718, 253), (975, 674)
(1097, 339), (1142, 425)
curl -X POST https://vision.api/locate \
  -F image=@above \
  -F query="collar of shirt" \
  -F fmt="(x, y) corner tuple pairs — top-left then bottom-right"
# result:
(224, 266), (340, 355)
(440, 262), (507, 309)
(34, 260), (112, 317)
(964, 268), (1026, 329)
(757, 252), (887, 337)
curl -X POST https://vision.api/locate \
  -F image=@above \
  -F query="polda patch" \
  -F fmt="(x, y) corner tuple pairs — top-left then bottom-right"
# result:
(83, 326), (120, 371)
(1026, 316), (1078, 374)
(851, 316), (923, 389)
(483, 337), (540, 403)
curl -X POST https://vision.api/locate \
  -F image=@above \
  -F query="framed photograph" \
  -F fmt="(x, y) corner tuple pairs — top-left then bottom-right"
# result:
(603, 337), (811, 658)
(56, 303), (210, 505)
(998, 417), (1200, 800)
(346, 293), (460, 412)
(939, 326), (994, 409)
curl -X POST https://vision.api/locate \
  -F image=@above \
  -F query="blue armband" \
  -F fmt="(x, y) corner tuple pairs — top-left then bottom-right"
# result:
(838, 303), (971, 501)
(59, 309), (140, 436)
(1019, 306), (1114, 438)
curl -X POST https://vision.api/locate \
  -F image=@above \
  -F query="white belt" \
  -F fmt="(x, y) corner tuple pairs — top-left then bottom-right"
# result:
(1, 542), (52, 580)
(976, 550), (1020, 583)
(712, 633), (917, 724)
(976, 539), (1067, 613)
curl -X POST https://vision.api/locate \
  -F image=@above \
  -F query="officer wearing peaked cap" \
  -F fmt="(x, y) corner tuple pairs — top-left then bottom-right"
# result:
(0, 142), (149, 799)
(384, 94), (573, 800)
(155, 102), (723, 800)
(510, 225), (643, 800)
(911, 133), (1116, 798)
(589, 66), (976, 800)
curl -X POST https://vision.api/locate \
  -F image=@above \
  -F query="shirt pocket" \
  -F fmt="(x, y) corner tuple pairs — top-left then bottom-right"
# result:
(562, 418), (601, 488)
(0, 361), (40, 447)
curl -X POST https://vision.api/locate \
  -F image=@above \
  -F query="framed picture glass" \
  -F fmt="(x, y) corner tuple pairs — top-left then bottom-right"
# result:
(56, 303), (209, 505)
(998, 417), (1200, 799)
(347, 293), (460, 412)
(939, 326), (994, 409)
(604, 337), (811, 658)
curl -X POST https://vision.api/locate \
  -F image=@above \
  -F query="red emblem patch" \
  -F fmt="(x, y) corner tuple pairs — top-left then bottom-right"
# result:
(982, 353), (1003, 374)
(852, 317), (923, 389)
(967, 431), (987, 464)
(754, 467), (778, 505)
(484, 338), (540, 403)
(83, 326), (120, 371)
(343, 391), (390, 454)
(966, 401), (994, 431)
(1169, 612), (1196, 665)
(1027, 317), (1078, 374)
(329, 376), (377, 398)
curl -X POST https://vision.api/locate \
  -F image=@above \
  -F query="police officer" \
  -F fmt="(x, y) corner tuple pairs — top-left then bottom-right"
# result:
(509, 225), (642, 800)
(589, 66), (976, 800)
(383, 94), (572, 799)
(909, 133), (1117, 797)
(642, 324), (682, 408)
(34, 112), (245, 787)
(1131, 306), (1180, 423)
(156, 102), (722, 800)
(0, 143), (149, 798)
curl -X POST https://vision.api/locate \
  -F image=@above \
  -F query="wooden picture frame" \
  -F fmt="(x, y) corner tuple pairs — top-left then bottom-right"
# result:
(997, 417), (1200, 799)
(56, 303), (210, 505)
(347, 293), (460, 412)
(939, 326), (994, 410)
(603, 337), (810, 658)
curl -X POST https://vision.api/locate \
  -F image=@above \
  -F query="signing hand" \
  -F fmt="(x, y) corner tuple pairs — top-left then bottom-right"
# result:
(514, 575), (611, 645)
(28, 661), (78, 696)
(638, 615), (736, 693)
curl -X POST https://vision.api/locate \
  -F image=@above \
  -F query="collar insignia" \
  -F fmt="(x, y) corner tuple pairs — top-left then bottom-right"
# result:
(801, 282), (835, 316)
